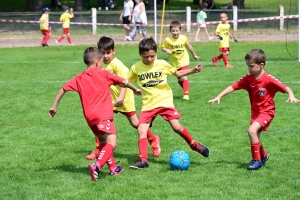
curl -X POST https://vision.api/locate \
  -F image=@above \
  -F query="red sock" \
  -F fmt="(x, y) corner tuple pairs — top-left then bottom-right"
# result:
(260, 143), (267, 158)
(138, 138), (148, 162)
(106, 156), (117, 171)
(250, 142), (261, 161)
(222, 54), (229, 64)
(41, 38), (46, 45)
(96, 144), (114, 169)
(45, 35), (51, 43)
(217, 54), (223, 60)
(67, 36), (72, 44)
(182, 80), (189, 95)
(147, 129), (156, 144)
(179, 127), (194, 145)
(57, 35), (65, 42)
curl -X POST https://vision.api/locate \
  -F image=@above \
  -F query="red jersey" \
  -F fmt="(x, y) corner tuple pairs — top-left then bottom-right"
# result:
(63, 68), (125, 126)
(232, 72), (286, 118)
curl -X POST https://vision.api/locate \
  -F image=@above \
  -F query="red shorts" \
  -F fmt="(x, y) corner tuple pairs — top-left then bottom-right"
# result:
(63, 28), (70, 34)
(251, 113), (274, 131)
(90, 119), (116, 135)
(178, 65), (188, 71)
(219, 47), (230, 52)
(114, 110), (136, 117)
(139, 107), (181, 126)
(41, 30), (50, 35)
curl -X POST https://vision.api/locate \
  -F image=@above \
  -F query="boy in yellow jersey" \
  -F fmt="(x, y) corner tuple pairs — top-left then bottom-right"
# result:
(39, 7), (51, 47)
(86, 36), (161, 161)
(162, 21), (200, 101)
(129, 38), (209, 169)
(211, 12), (237, 68)
(55, 6), (74, 45)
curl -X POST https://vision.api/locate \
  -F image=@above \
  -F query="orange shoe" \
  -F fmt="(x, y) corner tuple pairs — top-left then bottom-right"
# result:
(225, 63), (233, 68)
(86, 149), (100, 160)
(212, 57), (218, 67)
(150, 135), (161, 157)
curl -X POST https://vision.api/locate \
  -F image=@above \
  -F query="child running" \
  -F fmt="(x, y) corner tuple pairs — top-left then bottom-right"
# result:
(208, 49), (299, 170)
(211, 12), (237, 68)
(55, 6), (74, 45)
(48, 47), (142, 180)
(39, 7), (51, 47)
(128, 38), (209, 169)
(195, 4), (214, 41)
(162, 21), (200, 100)
(85, 36), (161, 160)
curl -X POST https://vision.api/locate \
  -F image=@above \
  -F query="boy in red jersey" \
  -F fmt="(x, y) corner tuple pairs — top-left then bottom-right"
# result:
(55, 6), (74, 45)
(128, 38), (209, 169)
(86, 36), (161, 160)
(208, 49), (299, 170)
(39, 7), (51, 47)
(162, 21), (200, 101)
(48, 47), (142, 180)
(211, 12), (237, 68)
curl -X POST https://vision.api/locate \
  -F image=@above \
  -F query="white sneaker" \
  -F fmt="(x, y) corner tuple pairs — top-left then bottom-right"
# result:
(98, 7), (101, 10)
(105, 7), (108, 10)
(69, 43), (74, 46)
(124, 36), (132, 41)
(208, 36), (214, 40)
(55, 40), (59, 45)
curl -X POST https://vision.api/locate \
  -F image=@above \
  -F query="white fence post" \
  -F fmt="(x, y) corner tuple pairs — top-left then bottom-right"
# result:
(233, 6), (237, 31)
(186, 6), (191, 32)
(91, 8), (97, 35)
(279, 5), (284, 30)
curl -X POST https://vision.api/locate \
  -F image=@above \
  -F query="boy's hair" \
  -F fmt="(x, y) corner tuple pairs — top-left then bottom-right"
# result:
(139, 37), (157, 53)
(199, 4), (204, 10)
(245, 49), (266, 65)
(97, 36), (114, 50)
(169, 21), (181, 31)
(83, 47), (103, 66)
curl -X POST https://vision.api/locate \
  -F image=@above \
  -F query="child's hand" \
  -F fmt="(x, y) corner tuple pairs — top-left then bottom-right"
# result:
(232, 37), (238, 42)
(165, 49), (173, 55)
(286, 97), (300, 103)
(193, 55), (200, 60)
(48, 108), (57, 118)
(217, 35), (223, 40)
(70, 8), (73, 12)
(134, 89), (142, 96)
(207, 97), (221, 104)
(194, 64), (202, 73)
(113, 98), (124, 107)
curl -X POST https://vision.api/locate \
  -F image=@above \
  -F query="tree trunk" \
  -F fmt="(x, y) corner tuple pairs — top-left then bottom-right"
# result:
(148, 0), (154, 10)
(75, 0), (83, 11)
(27, 0), (45, 11)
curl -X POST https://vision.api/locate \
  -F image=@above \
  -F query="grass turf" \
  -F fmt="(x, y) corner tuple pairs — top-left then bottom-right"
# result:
(0, 41), (299, 199)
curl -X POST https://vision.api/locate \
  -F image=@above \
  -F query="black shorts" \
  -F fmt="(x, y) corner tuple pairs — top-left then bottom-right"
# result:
(122, 16), (130, 24)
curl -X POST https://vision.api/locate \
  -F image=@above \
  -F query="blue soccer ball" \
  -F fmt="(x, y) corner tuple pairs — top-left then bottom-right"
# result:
(169, 150), (191, 170)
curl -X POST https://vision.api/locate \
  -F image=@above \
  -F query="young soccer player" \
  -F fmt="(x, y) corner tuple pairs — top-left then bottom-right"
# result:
(195, 4), (214, 41)
(55, 6), (74, 45)
(211, 12), (237, 68)
(128, 38), (209, 169)
(48, 47), (142, 180)
(208, 49), (300, 170)
(85, 36), (161, 160)
(162, 21), (200, 100)
(39, 7), (51, 47)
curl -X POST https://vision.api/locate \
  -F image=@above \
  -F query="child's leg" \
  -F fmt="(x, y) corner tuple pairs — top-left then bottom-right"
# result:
(222, 51), (229, 65)
(248, 122), (262, 161)
(204, 27), (213, 39)
(129, 25), (137, 39)
(67, 33), (72, 44)
(140, 25), (147, 38)
(57, 34), (65, 42)
(178, 66), (189, 97)
(95, 133), (116, 169)
(86, 136), (101, 160)
(258, 132), (268, 164)
(195, 27), (200, 40)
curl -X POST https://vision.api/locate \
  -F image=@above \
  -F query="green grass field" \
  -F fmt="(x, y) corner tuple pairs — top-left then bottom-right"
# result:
(0, 41), (299, 199)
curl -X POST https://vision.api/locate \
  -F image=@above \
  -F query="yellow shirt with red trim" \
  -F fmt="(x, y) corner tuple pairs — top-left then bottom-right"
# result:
(103, 57), (135, 112)
(216, 22), (231, 48)
(128, 59), (177, 111)
(162, 35), (190, 69)
(40, 13), (49, 30)
(60, 12), (73, 28)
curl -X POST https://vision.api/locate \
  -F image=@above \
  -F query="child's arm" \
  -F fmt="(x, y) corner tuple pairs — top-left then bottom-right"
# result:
(114, 87), (127, 107)
(120, 80), (142, 96)
(186, 43), (200, 60)
(284, 86), (300, 103)
(207, 86), (234, 104)
(174, 64), (202, 78)
(48, 88), (66, 118)
(70, 8), (74, 18)
(162, 47), (173, 55)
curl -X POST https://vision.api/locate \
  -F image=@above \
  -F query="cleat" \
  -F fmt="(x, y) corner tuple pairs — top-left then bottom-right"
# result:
(86, 149), (100, 160)
(130, 161), (149, 169)
(44, 43), (49, 47)
(183, 95), (189, 100)
(212, 57), (218, 67)
(261, 154), (269, 165)
(88, 162), (100, 181)
(247, 160), (262, 170)
(55, 40), (59, 45)
(150, 135), (161, 157)
(125, 36), (132, 41)
(191, 141), (209, 157)
(110, 166), (125, 176)
(69, 43), (74, 46)
(225, 63), (233, 68)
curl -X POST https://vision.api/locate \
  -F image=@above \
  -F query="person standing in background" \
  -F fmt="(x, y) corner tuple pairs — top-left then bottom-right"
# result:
(195, 4), (214, 41)
(119, 0), (134, 38)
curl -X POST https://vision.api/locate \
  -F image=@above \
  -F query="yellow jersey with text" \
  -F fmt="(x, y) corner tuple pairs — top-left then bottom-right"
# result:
(216, 22), (231, 48)
(39, 13), (49, 30)
(128, 59), (177, 111)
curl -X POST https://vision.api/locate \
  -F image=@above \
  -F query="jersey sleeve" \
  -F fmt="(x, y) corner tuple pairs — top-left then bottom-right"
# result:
(62, 75), (79, 91)
(232, 74), (250, 91)
(105, 70), (125, 85)
(127, 65), (138, 82)
(269, 75), (286, 93)
(162, 37), (170, 49)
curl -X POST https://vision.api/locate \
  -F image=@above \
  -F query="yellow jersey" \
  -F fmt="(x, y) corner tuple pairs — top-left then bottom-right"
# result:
(216, 23), (231, 48)
(128, 59), (177, 111)
(39, 13), (49, 30)
(103, 57), (135, 112)
(162, 35), (190, 69)
(60, 12), (73, 28)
